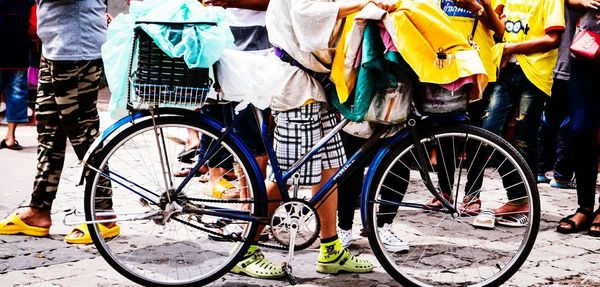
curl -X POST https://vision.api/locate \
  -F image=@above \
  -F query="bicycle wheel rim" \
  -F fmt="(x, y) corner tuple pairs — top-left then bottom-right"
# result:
(367, 126), (539, 287)
(84, 118), (261, 286)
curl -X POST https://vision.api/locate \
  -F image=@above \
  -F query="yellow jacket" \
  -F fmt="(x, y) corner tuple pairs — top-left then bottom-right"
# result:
(331, 0), (488, 104)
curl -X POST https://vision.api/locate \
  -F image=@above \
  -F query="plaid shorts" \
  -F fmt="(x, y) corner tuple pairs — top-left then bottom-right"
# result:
(269, 103), (346, 185)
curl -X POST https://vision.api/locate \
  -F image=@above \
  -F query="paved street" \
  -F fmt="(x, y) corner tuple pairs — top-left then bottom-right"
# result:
(0, 89), (599, 286)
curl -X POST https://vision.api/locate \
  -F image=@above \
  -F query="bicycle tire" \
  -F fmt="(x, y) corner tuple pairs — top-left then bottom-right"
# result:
(84, 115), (265, 286)
(365, 124), (540, 287)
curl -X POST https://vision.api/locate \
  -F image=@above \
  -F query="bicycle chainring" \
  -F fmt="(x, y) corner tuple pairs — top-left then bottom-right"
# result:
(270, 199), (320, 251)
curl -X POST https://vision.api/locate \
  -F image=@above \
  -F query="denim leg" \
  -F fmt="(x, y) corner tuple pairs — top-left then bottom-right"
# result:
(569, 58), (600, 208)
(482, 71), (517, 136)
(550, 79), (574, 181)
(3, 70), (29, 123)
(513, 81), (547, 175)
(537, 106), (556, 175)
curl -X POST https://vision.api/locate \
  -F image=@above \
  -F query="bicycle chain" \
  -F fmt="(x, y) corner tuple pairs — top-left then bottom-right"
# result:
(176, 197), (289, 251)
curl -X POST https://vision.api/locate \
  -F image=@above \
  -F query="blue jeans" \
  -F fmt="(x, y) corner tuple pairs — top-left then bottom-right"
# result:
(483, 64), (547, 174)
(569, 58), (600, 208)
(537, 79), (573, 181)
(482, 64), (546, 200)
(0, 70), (28, 123)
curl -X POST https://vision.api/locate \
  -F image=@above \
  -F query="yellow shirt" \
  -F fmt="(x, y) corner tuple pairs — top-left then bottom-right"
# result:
(497, 0), (565, 96)
(438, 0), (498, 82)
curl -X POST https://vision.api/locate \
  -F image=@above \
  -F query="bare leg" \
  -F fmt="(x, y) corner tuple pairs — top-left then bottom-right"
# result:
(4, 122), (17, 146)
(313, 168), (338, 239)
(187, 129), (200, 149)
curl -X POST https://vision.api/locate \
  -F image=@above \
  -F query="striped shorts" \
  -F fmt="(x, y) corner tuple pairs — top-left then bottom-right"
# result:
(269, 103), (346, 185)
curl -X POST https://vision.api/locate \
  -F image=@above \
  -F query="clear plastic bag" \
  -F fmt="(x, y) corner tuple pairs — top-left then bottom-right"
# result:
(364, 79), (412, 125)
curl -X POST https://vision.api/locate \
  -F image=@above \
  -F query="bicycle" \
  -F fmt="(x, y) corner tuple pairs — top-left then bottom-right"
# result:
(76, 22), (540, 287)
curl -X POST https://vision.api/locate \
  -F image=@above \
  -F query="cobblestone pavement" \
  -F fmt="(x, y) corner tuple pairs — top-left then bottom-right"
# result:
(1, 90), (599, 286)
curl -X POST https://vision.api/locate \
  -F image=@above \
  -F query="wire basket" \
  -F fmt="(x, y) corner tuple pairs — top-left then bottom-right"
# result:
(129, 24), (213, 108)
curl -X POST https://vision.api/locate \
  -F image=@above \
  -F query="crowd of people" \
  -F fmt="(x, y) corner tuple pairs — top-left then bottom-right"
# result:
(0, 0), (599, 281)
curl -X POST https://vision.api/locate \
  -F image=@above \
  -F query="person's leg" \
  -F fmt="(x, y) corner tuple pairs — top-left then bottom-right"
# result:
(537, 103), (556, 181)
(482, 68), (517, 137)
(548, 79), (574, 184)
(559, 58), (600, 231)
(3, 70), (29, 148)
(499, 72), (546, 210)
(19, 57), (65, 228)
(481, 66), (527, 214)
(337, 132), (366, 232)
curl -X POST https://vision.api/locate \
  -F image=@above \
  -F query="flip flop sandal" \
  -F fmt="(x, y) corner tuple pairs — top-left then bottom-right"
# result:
(177, 147), (199, 164)
(424, 192), (452, 210)
(174, 165), (208, 177)
(556, 207), (593, 234)
(472, 209), (496, 229)
(203, 178), (240, 199)
(588, 209), (600, 237)
(497, 213), (528, 227)
(230, 249), (284, 279)
(0, 139), (23, 150)
(316, 248), (374, 274)
(65, 223), (121, 244)
(0, 214), (49, 237)
(459, 198), (481, 216)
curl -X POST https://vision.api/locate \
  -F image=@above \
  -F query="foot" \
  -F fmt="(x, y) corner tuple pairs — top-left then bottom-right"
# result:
(230, 248), (284, 279)
(549, 179), (576, 189)
(424, 192), (452, 210)
(536, 174), (551, 184)
(458, 195), (481, 216)
(588, 209), (600, 236)
(557, 207), (593, 233)
(338, 228), (352, 248)
(0, 138), (23, 150)
(492, 201), (528, 216)
(68, 216), (117, 240)
(379, 223), (409, 252)
(17, 207), (52, 229)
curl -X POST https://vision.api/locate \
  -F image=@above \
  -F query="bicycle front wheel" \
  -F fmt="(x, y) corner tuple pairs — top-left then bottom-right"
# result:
(365, 125), (539, 287)
(84, 115), (264, 286)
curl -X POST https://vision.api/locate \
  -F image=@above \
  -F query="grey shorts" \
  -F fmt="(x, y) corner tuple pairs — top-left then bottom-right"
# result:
(269, 103), (346, 185)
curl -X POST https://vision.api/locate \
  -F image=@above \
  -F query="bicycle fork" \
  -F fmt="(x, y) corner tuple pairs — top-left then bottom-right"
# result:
(407, 117), (457, 214)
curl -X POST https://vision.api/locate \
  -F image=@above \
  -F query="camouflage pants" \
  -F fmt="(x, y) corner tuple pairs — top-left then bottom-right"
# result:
(30, 56), (112, 210)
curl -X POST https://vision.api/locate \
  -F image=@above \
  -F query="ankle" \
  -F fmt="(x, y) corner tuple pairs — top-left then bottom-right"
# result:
(319, 236), (342, 262)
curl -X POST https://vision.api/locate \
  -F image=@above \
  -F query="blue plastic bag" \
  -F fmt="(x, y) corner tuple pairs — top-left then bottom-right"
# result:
(102, 0), (234, 119)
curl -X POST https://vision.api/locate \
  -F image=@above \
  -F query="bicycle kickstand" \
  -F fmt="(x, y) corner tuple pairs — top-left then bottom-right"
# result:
(282, 174), (301, 285)
(282, 218), (298, 285)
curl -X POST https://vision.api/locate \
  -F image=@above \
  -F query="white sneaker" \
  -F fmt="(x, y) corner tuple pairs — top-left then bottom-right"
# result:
(379, 223), (409, 252)
(338, 228), (353, 248)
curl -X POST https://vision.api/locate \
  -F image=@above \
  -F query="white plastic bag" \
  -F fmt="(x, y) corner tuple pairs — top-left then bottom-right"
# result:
(216, 49), (298, 111)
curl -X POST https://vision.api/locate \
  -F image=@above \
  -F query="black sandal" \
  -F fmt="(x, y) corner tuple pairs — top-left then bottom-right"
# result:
(556, 207), (593, 234)
(588, 209), (600, 237)
(0, 139), (23, 150)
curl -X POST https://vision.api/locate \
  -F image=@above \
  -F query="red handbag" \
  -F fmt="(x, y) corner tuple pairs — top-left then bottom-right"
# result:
(570, 29), (600, 62)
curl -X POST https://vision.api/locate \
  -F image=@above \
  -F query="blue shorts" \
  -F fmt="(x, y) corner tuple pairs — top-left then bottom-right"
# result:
(0, 70), (29, 123)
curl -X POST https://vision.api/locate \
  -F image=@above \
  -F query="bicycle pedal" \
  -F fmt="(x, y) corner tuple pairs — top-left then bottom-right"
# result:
(281, 262), (296, 285)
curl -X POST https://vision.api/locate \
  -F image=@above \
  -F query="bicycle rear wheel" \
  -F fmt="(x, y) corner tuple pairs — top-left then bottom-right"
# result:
(365, 125), (539, 287)
(84, 115), (265, 286)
